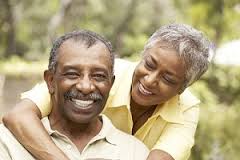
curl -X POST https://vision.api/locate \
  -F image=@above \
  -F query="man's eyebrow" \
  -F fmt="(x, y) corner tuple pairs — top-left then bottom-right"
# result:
(60, 63), (111, 74)
(92, 67), (110, 75)
(61, 65), (78, 71)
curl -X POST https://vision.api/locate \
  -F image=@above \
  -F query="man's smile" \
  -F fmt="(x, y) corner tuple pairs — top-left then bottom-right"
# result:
(71, 98), (95, 108)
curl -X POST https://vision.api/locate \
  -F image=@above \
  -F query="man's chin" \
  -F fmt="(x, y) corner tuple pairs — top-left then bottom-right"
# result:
(67, 116), (92, 124)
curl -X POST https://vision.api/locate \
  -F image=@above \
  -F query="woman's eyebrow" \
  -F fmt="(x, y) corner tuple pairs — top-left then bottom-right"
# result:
(148, 54), (157, 65)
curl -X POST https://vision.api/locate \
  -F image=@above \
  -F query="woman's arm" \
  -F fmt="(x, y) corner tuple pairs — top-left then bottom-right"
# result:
(2, 99), (70, 160)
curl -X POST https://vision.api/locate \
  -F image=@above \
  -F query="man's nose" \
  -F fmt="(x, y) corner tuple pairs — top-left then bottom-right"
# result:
(76, 75), (95, 94)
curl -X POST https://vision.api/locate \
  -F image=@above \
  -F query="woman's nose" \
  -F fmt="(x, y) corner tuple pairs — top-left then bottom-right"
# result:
(143, 72), (158, 87)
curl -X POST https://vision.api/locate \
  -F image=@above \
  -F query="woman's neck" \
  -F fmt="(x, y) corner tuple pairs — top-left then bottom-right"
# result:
(130, 98), (156, 134)
(130, 98), (156, 116)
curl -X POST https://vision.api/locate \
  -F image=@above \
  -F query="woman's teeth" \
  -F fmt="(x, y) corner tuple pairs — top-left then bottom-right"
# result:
(139, 83), (153, 95)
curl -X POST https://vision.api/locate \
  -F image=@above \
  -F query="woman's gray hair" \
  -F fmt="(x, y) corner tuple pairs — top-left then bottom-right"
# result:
(144, 23), (211, 90)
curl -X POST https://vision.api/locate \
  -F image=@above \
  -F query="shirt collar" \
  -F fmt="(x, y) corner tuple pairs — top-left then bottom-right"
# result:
(153, 95), (184, 124)
(93, 115), (117, 145)
(41, 117), (55, 135)
(152, 89), (200, 124)
(41, 115), (118, 145)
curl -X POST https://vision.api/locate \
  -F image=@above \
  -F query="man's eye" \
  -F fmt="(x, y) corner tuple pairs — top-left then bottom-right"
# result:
(64, 72), (79, 79)
(92, 74), (107, 81)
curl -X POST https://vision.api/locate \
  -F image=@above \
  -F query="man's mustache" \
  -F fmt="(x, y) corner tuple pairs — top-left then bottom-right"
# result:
(64, 89), (103, 101)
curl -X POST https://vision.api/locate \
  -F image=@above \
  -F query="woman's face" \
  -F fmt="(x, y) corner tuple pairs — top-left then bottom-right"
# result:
(131, 44), (186, 107)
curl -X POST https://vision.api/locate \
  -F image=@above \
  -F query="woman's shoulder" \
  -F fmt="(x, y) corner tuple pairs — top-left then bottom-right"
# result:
(114, 58), (137, 76)
(180, 89), (200, 111)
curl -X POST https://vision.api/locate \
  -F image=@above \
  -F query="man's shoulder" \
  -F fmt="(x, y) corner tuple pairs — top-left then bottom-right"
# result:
(0, 124), (12, 138)
(102, 116), (149, 158)
(0, 125), (12, 159)
(0, 124), (21, 145)
(110, 125), (139, 143)
(110, 125), (149, 159)
(0, 124), (35, 159)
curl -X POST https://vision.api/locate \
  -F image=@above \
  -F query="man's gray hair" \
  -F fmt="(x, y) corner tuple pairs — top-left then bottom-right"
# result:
(144, 23), (211, 89)
(48, 30), (114, 73)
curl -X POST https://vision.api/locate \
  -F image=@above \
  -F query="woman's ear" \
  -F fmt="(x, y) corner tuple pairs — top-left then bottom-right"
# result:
(44, 70), (55, 94)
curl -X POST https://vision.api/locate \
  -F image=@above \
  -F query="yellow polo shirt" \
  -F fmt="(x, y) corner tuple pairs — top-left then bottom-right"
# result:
(21, 59), (200, 160)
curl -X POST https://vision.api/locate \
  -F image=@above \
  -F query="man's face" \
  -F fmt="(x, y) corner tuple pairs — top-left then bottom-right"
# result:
(131, 42), (186, 107)
(46, 40), (114, 124)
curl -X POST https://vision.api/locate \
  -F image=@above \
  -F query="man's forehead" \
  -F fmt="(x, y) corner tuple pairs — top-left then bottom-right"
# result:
(59, 39), (109, 54)
(57, 39), (113, 72)
(60, 39), (93, 50)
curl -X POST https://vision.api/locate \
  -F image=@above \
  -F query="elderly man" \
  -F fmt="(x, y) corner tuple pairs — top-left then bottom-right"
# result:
(0, 30), (149, 160)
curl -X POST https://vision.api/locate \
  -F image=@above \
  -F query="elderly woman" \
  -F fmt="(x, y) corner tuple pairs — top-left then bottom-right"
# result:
(3, 23), (211, 160)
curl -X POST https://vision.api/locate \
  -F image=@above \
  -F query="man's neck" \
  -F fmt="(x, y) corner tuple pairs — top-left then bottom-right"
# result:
(48, 113), (103, 152)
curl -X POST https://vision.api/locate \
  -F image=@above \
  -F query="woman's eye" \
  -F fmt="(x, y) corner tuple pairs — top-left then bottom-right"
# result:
(163, 76), (176, 85)
(144, 60), (155, 70)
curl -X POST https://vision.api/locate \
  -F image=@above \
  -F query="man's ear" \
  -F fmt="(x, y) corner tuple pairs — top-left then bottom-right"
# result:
(111, 75), (115, 87)
(112, 75), (115, 84)
(44, 70), (55, 94)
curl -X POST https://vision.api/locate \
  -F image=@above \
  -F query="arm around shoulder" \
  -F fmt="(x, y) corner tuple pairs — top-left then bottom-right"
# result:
(3, 82), (70, 160)
(2, 99), (69, 160)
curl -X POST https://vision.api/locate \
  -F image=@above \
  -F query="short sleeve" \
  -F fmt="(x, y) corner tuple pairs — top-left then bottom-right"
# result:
(0, 142), (11, 160)
(152, 105), (200, 160)
(132, 140), (149, 160)
(21, 82), (52, 118)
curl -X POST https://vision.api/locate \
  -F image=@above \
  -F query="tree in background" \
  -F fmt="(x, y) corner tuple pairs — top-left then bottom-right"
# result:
(0, 0), (17, 58)
(182, 0), (240, 45)
(1, 0), (240, 59)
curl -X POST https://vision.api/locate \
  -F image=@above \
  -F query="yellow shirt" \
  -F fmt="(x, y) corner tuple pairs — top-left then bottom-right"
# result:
(21, 59), (200, 160)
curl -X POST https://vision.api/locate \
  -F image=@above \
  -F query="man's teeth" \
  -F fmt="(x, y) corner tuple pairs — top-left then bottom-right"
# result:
(72, 99), (94, 108)
(139, 83), (153, 95)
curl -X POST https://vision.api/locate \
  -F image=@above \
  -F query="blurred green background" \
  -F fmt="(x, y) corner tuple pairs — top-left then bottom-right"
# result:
(0, 0), (240, 159)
